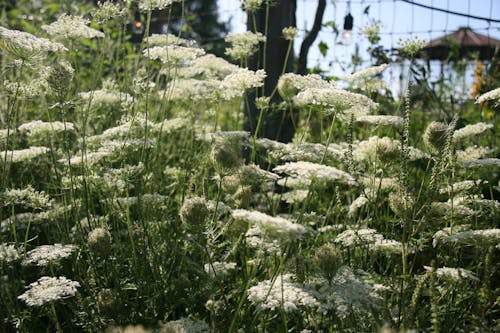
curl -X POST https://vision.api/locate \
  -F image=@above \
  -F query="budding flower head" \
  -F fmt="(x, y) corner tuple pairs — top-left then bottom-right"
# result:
(398, 36), (428, 57)
(179, 196), (209, 228)
(87, 227), (112, 257)
(389, 190), (414, 217)
(211, 142), (243, 171)
(423, 121), (450, 151)
(241, 0), (264, 12)
(282, 27), (298, 41)
(314, 243), (342, 280)
(97, 288), (120, 314)
(44, 60), (74, 98)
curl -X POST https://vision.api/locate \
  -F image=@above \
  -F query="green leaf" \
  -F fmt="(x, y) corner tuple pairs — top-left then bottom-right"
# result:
(364, 5), (371, 15)
(318, 41), (329, 57)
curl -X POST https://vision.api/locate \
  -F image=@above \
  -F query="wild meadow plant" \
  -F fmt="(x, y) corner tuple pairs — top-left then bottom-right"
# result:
(1, 1), (499, 332)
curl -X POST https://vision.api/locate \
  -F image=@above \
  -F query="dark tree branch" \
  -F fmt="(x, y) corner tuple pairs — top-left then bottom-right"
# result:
(297, 0), (326, 75)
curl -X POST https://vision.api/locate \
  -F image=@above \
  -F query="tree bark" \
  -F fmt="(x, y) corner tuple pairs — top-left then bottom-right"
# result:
(297, 0), (326, 75)
(244, 0), (296, 143)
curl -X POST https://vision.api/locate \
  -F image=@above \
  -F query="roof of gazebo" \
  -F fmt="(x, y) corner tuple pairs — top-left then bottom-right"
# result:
(418, 27), (500, 60)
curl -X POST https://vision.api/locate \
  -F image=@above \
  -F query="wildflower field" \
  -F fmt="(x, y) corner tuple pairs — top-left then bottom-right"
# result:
(1, 1), (499, 332)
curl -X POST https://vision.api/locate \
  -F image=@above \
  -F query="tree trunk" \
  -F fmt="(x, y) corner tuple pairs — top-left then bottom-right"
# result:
(244, 0), (296, 143)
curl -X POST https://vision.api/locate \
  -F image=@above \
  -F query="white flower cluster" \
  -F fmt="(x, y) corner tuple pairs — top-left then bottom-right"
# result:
(139, 0), (182, 11)
(277, 73), (334, 101)
(274, 161), (356, 188)
(354, 136), (427, 162)
(242, 0), (264, 11)
(434, 228), (500, 246)
(356, 115), (403, 127)
(281, 189), (310, 204)
(80, 87), (132, 110)
(334, 228), (384, 247)
(475, 87), (500, 104)
(147, 33), (195, 47)
(18, 276), (80, 307)
(3, 80), (48, 98)
(397, 36), (428, 56)
(220, 69), (266, 100)
(179, 54), (240, 79)
(143, 45), (205, 65)
(466, 158), (500, 168)
(204, 261), (237, 278)
(1, 185), (52, 210)
(264, 141), (347, 163)
(92, 1), (128, 24)
(343, 63), (388, 81)
(232, 209), (310, 241)
(0, 244), (20, 264)
(314, 266), (382, 318)
(160, 317), (209, 333)
(424, 266), (479, 282)
(18, 120), (75, 136)
(1, 147), (50, 163)
(23, 244), (78, 266)
(248, 274), (319, 312)
(293, 87), (378, 118)
(282, 26), (298, 40)
(42, 14), (104, 39)
(225, 31), (266, 60)
(455, 146), (490, 165)
(439, 180), (485, 195)
(359, 176), (398, 191)
(347, 195), (369, 217)
(453, 122), (493, 141)
(0, 26), (67, 57)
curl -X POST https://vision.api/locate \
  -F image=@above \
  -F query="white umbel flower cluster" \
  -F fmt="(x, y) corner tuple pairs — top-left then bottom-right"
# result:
(232, 209), (310, 241)
(248, 274), (319, 312)
(220, 69), (266, 100)
(204, 261), (237, 278)
(1, 185), (52, 210)
(424, 266), (479, 281)
(18, 120), (75, 136)
(293, 87), (378, 119)
(42, 14), (104, 39)
(23, 244), (78, 266)
(0, 26), (67, 57)
(160, 317), (209, 333)
(334, 228), (384, 247)
(18, 276), (80, 307)
(347, 195), (369, 217)
(139, 0), (182, 11)
(434, 228), (500, 246)
(143, 45), (205, 65)
(274, 161), (356, 187)
(475, 87), (500, 104)
(225, 31), (266, 60)
(453, 122), (493, 141)
(1, 147), (50, 163)
(277, 73), (334, 101)
(343, 63), (389, 81)
(356, 115), (403, 127)
(0, 244), (20, 264)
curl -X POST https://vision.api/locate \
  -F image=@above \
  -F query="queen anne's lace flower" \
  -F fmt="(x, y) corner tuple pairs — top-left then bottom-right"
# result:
(475, 87), (500, 104)
(42, 14), (104, 39)
(0, 244), (20, 264)
(0, 26), (67, 58)
(160, 317), (209, 333)
(139, 0), (182, 10)
(18, 276), (80, 307)
(424, 266), (479, 282)
(274, 161), (356, 188)
(343, 63), (388, 81)
(248, 274), (319, 312)
(453, 122), (493, 141)
(225, 31), (265, 60)
(23, 244), (78, 266)
(1, 147), (50, 163)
